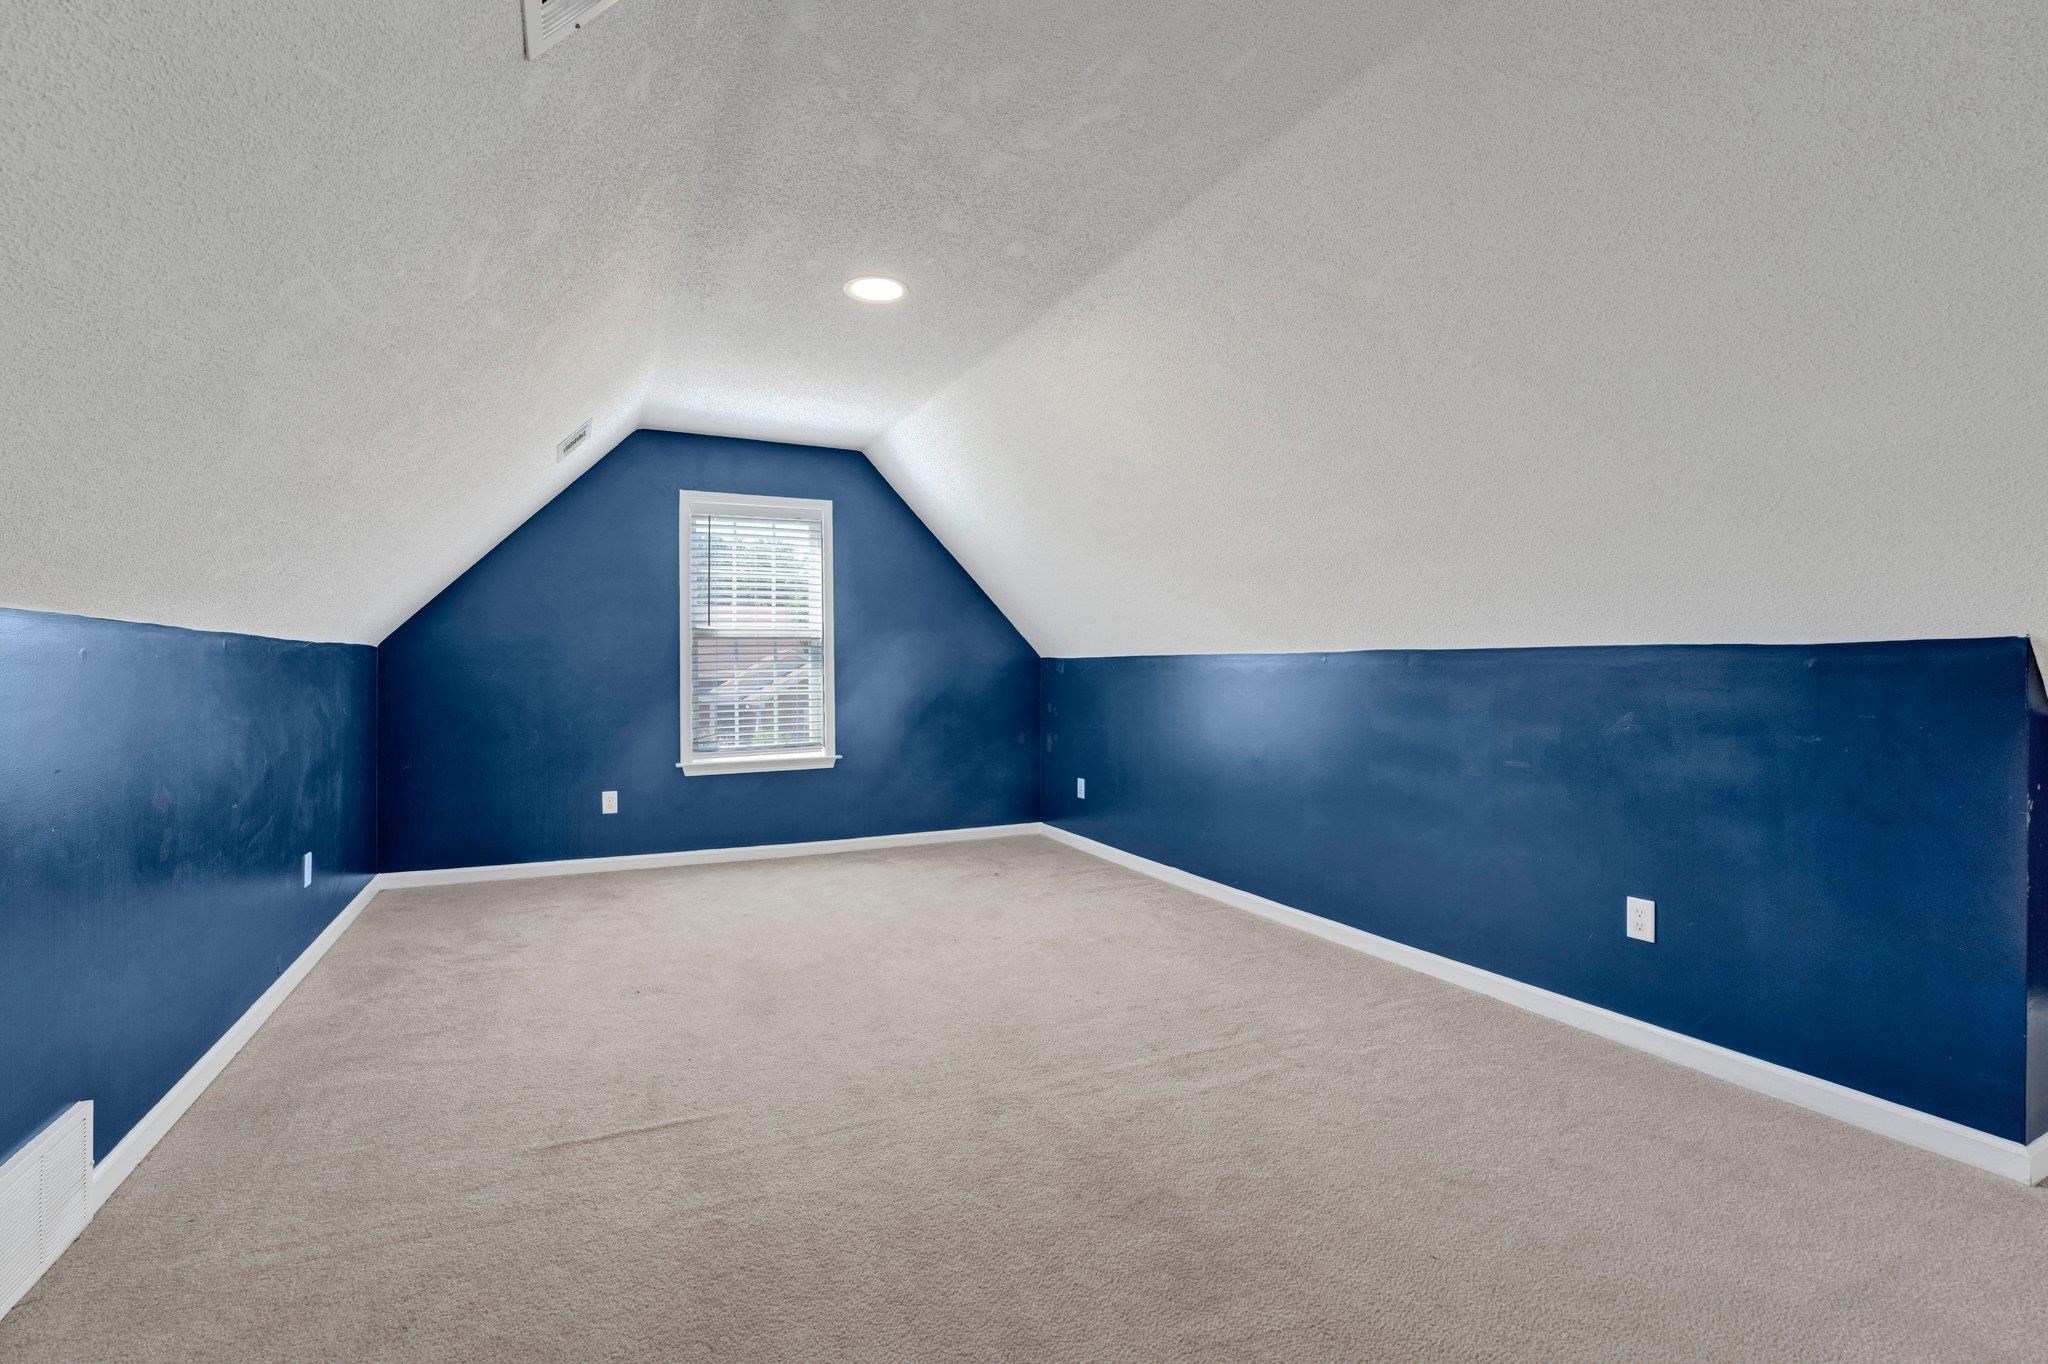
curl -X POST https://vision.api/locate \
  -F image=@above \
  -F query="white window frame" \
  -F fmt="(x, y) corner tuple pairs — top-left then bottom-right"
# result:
(677, 491), (838, 776)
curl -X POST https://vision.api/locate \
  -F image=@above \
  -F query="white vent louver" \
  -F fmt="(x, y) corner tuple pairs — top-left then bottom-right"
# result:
(522, 0), (622, 59)
(556, 419), (592, 462)
(0, 1103), (92, 1320)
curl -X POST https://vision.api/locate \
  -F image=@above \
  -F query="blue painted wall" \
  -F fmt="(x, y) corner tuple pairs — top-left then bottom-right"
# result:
(1040, 640), (2038, 1141)
(378, 431), (1038, 871)
(2027, 661), (2048, 1143)
(10, 434), (2037, 1167)
(0, 609), (376, 1163)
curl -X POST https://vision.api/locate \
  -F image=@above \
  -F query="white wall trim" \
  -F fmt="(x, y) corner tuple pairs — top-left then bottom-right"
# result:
(677, 488), (836, 775)
(90, 878), (380, 1209)
(1040, 825), (2048, 1185)
(375, 823), (1042, 888)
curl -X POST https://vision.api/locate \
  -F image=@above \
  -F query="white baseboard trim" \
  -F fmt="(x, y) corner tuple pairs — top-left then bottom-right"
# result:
(375, 822), (1044, 889)
(90, 878), (381, 1210)
(1041, 825), (2048, 1186)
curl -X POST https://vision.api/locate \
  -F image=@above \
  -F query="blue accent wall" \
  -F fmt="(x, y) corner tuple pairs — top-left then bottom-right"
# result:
(2026, 659), (2048, 1143)
(1040, 640), (2038, 1141)
(378, 430), (1038, 872)
(0, 609), (376, 1163)
(9, 440), (2037, 1168)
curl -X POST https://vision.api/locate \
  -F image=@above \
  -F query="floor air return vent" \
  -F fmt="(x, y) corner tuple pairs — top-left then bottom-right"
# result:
(0, 1103), (92, 1320)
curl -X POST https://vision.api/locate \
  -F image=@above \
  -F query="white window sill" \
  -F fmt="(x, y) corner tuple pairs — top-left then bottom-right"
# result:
(677, 751), (840, 777)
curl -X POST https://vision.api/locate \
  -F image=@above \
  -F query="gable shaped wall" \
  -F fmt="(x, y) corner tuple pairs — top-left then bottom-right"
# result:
(378, 431), (1039, 871)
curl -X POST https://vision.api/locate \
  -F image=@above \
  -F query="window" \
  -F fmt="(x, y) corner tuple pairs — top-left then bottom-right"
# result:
(678, 492), (836, 775)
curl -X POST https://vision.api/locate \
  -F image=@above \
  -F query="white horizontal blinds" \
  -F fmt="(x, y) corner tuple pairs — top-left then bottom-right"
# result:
(689, 511), (826, 755)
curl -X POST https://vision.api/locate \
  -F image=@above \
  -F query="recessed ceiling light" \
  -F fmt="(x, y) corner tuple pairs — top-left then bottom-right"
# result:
(844, 276), (906, 303)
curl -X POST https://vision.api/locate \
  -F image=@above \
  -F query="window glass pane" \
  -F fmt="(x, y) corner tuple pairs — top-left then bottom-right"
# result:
(688, 511), (826, 755)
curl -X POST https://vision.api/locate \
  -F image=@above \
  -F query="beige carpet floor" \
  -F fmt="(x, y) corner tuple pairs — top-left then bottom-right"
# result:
(6, 835), (2048, 1361)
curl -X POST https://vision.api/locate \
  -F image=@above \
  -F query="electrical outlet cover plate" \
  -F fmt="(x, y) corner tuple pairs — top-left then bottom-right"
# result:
(1626, 896), (1655, 943)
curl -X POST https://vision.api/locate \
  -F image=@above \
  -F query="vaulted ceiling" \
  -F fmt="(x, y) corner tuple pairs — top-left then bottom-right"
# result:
(4, 2), (2045, 655)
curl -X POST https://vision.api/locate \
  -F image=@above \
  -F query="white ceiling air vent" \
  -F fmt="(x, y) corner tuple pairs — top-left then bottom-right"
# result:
(522, 0), (621, 60)
(556, 419), (593, 462)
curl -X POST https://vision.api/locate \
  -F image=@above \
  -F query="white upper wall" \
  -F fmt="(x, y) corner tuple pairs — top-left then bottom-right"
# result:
(873, 0), (2048, 656)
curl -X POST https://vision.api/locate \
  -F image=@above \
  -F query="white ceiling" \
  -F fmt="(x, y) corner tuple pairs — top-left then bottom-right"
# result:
(0, 0), (1437, 644)
(3, 1), (2044, 656)
(875, 0), (2048, 656)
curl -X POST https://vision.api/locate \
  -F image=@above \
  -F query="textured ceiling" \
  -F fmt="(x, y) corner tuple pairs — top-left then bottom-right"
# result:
(0, 0), (1438, 644)
(3, 2), (2044, 656)
(875, 0), (2048, 656)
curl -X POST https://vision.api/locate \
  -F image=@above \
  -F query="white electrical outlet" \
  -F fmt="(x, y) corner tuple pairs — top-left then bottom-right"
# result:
(1626, 896), (1655, 943)
(302, 852), (313, 888)
(601, 790), (619, 815)
(1076, 777), (1086, 799)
